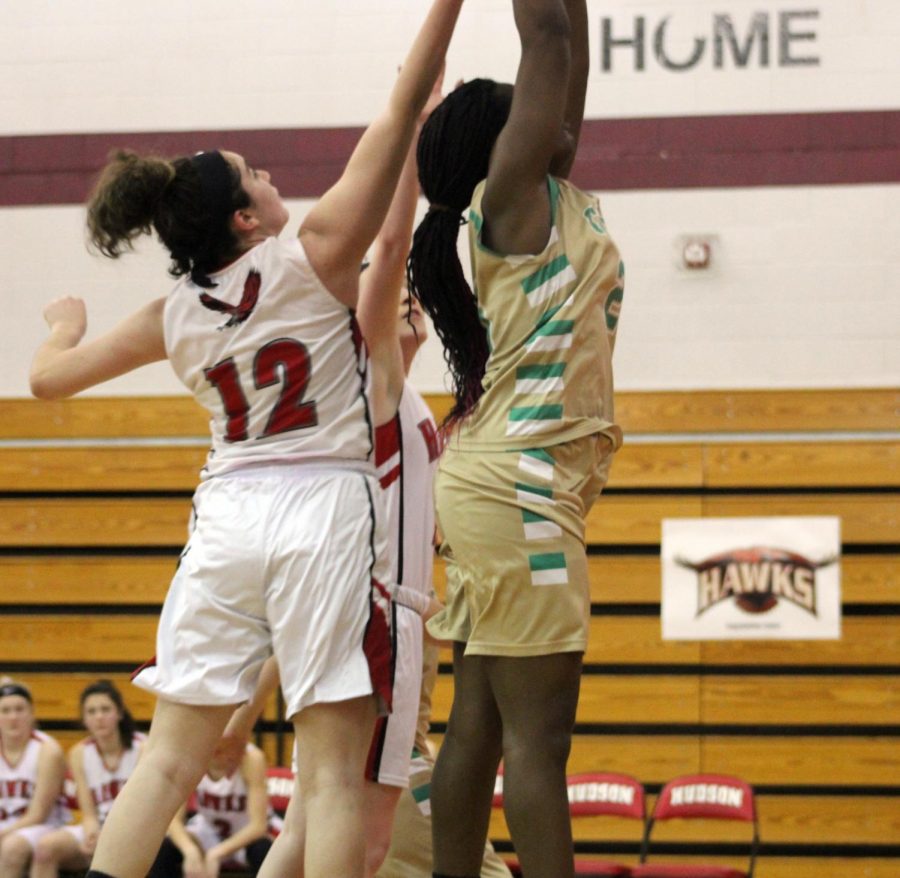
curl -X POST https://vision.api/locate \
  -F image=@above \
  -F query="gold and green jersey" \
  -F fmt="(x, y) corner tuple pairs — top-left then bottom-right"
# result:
(453, 176), (624, 451)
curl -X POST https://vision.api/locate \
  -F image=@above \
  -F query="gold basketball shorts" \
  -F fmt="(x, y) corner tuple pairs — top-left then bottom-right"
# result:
(426, 433), (613, 656)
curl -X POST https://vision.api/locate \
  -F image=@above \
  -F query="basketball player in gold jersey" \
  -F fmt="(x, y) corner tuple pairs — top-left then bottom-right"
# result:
(406, 2), (624, 876)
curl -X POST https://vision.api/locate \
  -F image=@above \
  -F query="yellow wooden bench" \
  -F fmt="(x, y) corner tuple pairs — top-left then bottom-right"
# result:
(2, 388), (897, 875)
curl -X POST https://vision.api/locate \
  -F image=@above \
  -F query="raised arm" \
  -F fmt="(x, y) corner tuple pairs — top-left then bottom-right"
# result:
(30, 296), (167, 400)
(549, 0), (589, 179)
(356, 71), (444, 423)
(300, 0), (463, 308)
(354, 139), (418, 423)
(482, 0), (572, 255)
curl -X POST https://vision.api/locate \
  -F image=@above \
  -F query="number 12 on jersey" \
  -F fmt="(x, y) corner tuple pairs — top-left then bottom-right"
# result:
(205, 338), (319, 443)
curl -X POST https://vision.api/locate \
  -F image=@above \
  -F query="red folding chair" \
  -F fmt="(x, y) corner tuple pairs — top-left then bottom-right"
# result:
(265, 765), (294, 816)
(569, 772), (646, 877)
(632, 774), (758, 878)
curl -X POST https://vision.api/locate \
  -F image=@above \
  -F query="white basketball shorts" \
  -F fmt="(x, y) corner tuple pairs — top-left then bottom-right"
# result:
(133, 463), (394, 718)
(366, 604), (424, 788)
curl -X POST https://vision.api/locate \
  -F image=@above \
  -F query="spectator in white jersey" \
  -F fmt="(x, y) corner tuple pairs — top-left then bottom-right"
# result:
(148, 736), (274, 878)
(29, 680), (144, 878)
(27, 4), (464, 877)
(0, 681), (66, 878)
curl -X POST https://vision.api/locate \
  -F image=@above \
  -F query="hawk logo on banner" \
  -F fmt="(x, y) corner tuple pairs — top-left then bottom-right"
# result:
(676, 546), (838, 617)
(662, 517), (841, 640)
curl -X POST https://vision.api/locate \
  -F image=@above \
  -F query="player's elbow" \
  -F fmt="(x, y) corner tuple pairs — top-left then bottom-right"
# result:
(372, 235), (410, 271)
(30, 370), (71, 401)
(30, 375), (56, 400)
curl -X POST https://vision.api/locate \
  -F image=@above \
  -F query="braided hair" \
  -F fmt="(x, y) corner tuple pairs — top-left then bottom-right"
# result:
(86, 149), (250, 288)
(407, 79), (512, 425)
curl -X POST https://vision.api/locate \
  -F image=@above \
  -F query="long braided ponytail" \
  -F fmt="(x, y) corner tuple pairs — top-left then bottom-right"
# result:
(407, 79), (512, 425)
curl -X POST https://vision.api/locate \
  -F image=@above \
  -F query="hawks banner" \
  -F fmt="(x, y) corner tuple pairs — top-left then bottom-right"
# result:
(661, 517), (841, 640)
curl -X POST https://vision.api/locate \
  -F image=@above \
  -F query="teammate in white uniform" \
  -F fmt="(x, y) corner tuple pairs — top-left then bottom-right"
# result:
(356, 97), (443, 874)
(0, 682), (66, 878)
(29, 8), (462, 878)
(149, 740), (274, 877)
(363, 89), (510, 878)
(30, 681), (144, 878)
(372, 382), (442, 792)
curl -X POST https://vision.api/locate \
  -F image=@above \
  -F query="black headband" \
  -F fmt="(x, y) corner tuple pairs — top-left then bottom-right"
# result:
(0, 683), (32, 703)
(191, 150), (235, 217)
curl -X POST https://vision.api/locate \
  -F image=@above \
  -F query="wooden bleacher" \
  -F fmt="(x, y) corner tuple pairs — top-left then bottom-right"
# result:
(1, 388), (898, 877)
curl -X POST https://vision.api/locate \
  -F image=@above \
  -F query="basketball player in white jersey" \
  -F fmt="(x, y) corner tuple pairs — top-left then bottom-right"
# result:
(28, 5), (464, 878)
(0, 682), (66, 878)
(214, 84), (446, 877)
(149, 737), (274, 877)
(355, 82), (444, 876)
(30, 681), (145, 878)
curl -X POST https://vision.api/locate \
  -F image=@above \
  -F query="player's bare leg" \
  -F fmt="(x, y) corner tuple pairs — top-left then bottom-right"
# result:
(294, 696), (377, 878)
(363, 780), (403, 877)
(87, 699), (235, 878)
(430, 643), (503, 877)
(490, 652), (582, 878)
(257, 780), (308, 878)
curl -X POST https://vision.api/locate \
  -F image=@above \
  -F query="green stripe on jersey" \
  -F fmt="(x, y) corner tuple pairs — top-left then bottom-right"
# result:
(509, 405), (564, 422)
(548, 176), (560, 224)
(411, 783), (431, 804)
(528, 552), (567, 572)
(522, 254), (571, 295)
(528, 319), (574, 343)
(522, 508), (553, 524)
(516, 363), (566, 380)
(515, 482), (553, 500)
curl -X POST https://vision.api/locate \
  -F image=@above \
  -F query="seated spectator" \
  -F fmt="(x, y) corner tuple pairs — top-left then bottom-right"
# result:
(148, 737), (275, 877)
(0, 680), (66, 878)
(30, 680), (144, 878)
